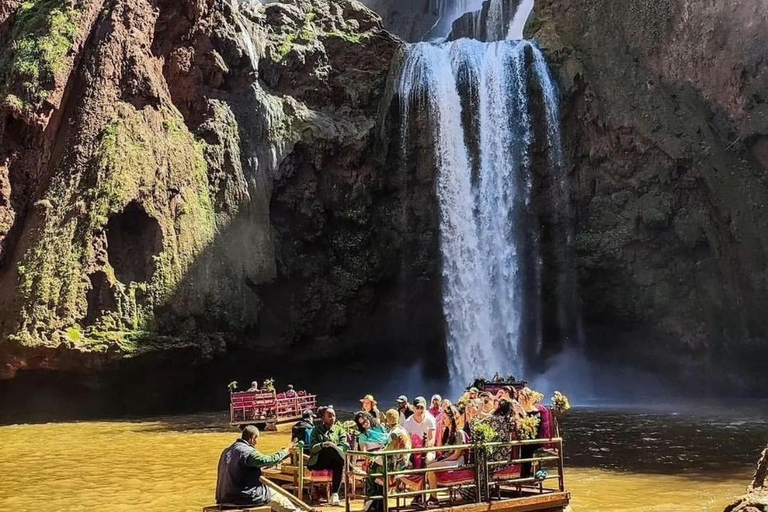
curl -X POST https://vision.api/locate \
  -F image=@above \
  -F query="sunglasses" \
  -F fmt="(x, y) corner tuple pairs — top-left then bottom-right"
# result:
(415, 405), (425, 410)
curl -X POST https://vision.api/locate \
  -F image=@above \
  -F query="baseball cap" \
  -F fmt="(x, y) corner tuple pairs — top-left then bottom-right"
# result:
(413, 396), (427, 407)
(360, 394), (377, 403)
(469, 387), (479, 393)
(396, 395), (408, 403)
(302, 409), (315, 420)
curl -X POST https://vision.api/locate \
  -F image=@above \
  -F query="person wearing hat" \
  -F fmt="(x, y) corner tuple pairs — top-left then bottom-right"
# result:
(285, 384), (297, 398)
(395, 395), (415, 426)
(291, 409), (315, 453)
(403, 396), (437, 462)
(360, 394), (386, 426)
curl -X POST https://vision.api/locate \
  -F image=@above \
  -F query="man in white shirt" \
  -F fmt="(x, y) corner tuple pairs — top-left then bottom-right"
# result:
(403, 396), (436, 455)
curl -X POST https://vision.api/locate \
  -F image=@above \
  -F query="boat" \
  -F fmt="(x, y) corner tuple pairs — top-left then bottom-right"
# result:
(259, 378), (570, 512)
(257, 434), (570, 512)
(229, 387), (317, 430)
(467, 374), (528, 395)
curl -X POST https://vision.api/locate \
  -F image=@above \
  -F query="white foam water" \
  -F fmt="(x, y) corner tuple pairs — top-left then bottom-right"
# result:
(395, 32), (563, 384)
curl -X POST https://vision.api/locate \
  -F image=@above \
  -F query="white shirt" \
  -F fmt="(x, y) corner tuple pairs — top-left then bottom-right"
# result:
(404, 412), (436, 442)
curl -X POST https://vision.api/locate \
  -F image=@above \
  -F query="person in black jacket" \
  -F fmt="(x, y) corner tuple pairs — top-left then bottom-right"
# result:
(216, 425), (298, 510)
(291, 409), (316, 452)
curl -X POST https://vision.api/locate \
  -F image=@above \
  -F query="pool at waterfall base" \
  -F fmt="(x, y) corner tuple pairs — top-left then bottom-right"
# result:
(1, 404), (764, 512)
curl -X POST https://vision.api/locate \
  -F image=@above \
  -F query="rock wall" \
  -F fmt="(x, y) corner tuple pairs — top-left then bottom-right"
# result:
(532, 0), (768, 390)
(0, 0), (446, 404)
(724, 444), (768, 511)
(2, 0), (768, 418)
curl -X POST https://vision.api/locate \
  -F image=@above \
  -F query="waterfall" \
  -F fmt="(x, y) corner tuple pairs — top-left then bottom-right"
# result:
(425, 0), (486, 41)
(508, 0), (535, 40)
(393, 0), (567, 384)
(399, 43), (496, 378)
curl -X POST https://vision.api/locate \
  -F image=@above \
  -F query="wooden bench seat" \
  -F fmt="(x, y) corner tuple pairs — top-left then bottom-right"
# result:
(202, 505), (271, 512)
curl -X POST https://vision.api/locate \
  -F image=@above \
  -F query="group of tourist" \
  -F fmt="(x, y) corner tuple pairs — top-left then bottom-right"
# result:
(247, 380), (296, 397)
(216, 385), (555, 512)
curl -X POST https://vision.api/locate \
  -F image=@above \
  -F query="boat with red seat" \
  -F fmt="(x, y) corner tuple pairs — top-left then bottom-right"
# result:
(229, 386), (317, 430)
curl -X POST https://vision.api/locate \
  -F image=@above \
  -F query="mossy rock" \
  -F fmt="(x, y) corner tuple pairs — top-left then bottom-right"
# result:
(0, 0), (84, 116)
(12, 102), (216, 348)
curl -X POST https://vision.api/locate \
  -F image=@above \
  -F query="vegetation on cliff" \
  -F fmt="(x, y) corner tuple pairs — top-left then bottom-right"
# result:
(0, 0), (84, 117)
(0, 0), (409, 374)
(13, 103), (216, 350)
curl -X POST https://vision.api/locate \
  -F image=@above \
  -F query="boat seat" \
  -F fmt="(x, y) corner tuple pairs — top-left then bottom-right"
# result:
(273, 451), (334, 504)
(489, 464), (524, 498)
(308, 469), (333, 480)
(436, 469), (475, 503)
(202, 505), (271, 512)
(435, 468), (475, 487)
(491, 465), (522, 481)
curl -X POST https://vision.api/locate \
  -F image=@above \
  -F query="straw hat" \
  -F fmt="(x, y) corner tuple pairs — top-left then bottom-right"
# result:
(360, 394), (377, 406)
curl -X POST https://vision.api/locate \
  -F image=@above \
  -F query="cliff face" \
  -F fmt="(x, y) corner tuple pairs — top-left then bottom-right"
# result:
(724, 444), (768, 511)
(532, 0), (768, 389)
(0, 0), (448, 392)
(2, 0), (768, 416)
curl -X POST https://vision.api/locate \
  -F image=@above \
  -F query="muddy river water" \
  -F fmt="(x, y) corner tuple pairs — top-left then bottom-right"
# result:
(1, 405), (765, 512)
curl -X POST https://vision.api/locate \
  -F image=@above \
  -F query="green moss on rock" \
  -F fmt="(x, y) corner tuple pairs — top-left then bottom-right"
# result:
(0, 0), (84, 115)
(12, 102), (216, 350)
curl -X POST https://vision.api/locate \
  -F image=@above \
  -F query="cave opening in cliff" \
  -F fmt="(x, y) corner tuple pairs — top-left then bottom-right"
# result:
(106, 201), (163, 285)
(85, 271), (118, 326)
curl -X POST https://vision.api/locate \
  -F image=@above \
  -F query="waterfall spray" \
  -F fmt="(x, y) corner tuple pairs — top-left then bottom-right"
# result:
(392, 1), (570, 385)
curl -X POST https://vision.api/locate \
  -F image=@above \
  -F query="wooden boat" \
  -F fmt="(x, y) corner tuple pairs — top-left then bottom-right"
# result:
(258, 435), (570, 512)
(230, 388), (317, 430)
(468, 376), (528, 395)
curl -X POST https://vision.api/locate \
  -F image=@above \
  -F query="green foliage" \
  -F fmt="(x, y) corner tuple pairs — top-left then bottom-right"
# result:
(328, 30), (362, 44)
(339, 420), (359, 439)
(0, 0), (83, 114)
(550, 391), (572, 417)
(65, 326), (82, 344)
(516, 415), (541, 441)
(470, 421), (499, 454)
(272, 9), (366, 62)
(13, 103), (216, 349)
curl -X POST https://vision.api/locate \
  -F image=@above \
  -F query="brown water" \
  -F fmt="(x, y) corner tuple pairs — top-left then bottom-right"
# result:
(0, 407), (764, 512)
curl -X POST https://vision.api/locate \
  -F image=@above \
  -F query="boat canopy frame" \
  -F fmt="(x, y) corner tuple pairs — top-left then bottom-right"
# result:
(297, 436), (567, 512)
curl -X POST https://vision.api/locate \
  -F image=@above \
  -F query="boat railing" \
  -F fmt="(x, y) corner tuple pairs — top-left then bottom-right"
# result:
(338, 437), (565, 512)
(230, 390), (318, 425)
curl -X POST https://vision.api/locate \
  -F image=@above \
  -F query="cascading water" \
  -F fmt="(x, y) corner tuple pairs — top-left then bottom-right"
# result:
(393, 1), (568, 385)
(425, 0), (486, 40)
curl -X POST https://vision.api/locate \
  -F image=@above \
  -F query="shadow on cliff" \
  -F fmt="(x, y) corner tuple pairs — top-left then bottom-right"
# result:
(0, 159), (448, 424)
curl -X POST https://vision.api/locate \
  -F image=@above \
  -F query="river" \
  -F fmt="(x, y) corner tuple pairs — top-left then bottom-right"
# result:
(0, 405), (764, 512)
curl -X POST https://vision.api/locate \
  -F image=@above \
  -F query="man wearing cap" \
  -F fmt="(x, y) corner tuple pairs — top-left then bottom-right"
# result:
(396, 395), (415, 426)
(360, 394), (386, 425)
(403, 396), (437, 462)
(291, 409), (315, 453)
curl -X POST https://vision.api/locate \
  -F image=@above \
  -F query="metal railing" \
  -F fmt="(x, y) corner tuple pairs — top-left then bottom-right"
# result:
(342, 437), (565, 512)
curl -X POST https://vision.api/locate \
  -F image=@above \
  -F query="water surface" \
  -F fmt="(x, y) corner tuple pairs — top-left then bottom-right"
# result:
(0, 407), (763, 512)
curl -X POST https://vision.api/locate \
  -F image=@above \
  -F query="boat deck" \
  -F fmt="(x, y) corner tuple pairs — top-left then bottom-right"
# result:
(324, 489), (570, 512)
